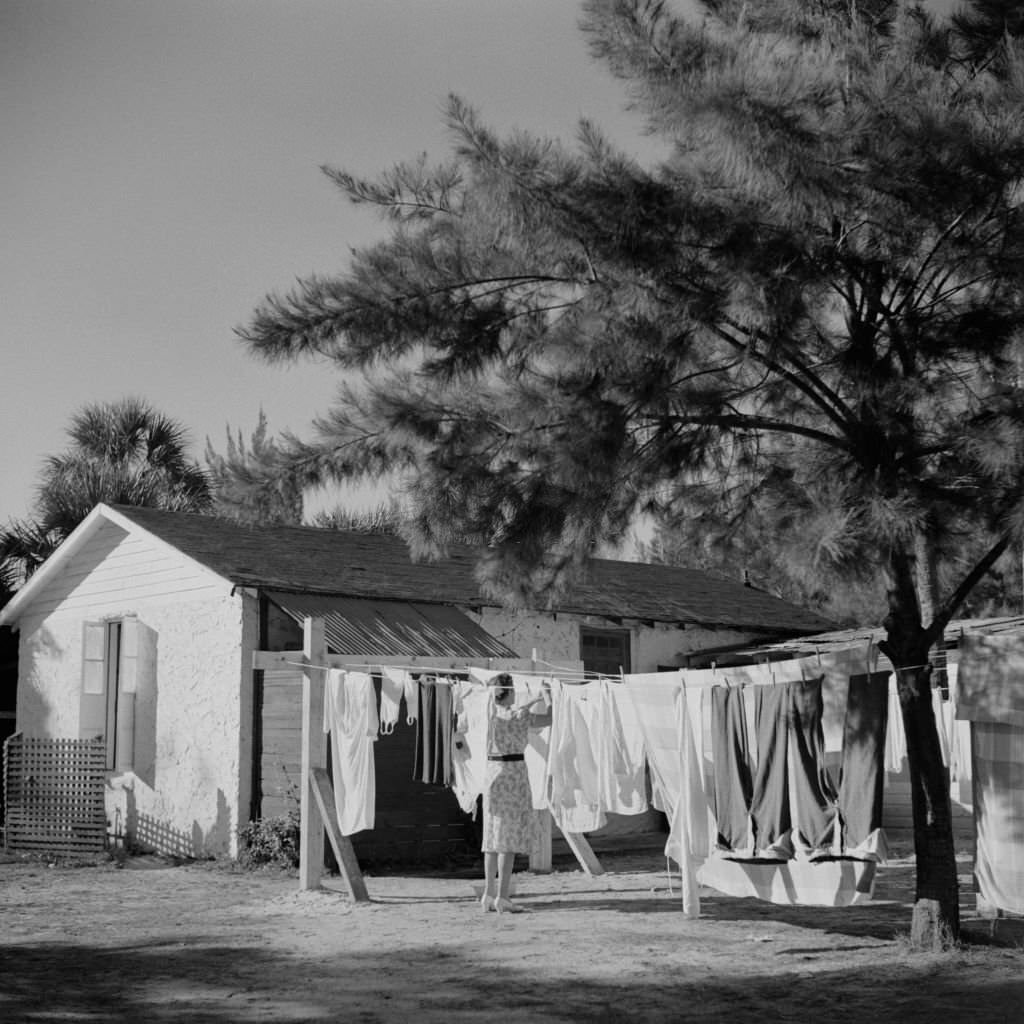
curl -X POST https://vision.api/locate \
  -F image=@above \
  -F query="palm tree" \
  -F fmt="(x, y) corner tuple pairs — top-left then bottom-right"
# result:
(0, 398), (212, 585)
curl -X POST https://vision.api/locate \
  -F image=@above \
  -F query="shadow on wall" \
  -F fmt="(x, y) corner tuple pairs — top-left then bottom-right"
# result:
(118, 785), (232, 859)
(19, 624), (66, 734)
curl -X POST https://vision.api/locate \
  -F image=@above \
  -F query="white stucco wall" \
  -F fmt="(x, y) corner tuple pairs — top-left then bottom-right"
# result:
(16, 591), (249, 858)
(473, 607), (770, 671)
(12, 518), (251, 858)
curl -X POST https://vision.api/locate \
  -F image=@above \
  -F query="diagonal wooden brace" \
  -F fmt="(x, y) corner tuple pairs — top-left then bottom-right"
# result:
(310, 767), (370, 903)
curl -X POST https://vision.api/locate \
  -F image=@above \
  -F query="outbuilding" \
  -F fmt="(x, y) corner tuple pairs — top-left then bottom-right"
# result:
(0, 502), (832, 860)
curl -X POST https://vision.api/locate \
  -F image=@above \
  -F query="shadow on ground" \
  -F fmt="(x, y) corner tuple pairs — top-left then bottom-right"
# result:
(2, 936), (1021, 1024)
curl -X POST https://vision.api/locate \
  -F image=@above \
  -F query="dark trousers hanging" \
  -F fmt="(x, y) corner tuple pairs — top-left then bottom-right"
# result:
(836, 672), (889, 849)
(413, 680), (434, 783)
(413, 680), (454, 786)
(710, 685), (753, 851)
(788, 676), (838, 851)
(749, 684), (791, 855)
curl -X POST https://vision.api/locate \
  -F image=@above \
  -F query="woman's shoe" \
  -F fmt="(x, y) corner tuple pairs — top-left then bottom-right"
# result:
(495, 897), (525, 914)
(480, 893), (496, 912)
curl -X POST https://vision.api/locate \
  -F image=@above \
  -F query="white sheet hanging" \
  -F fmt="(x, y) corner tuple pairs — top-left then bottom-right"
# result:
(547, 680), (606, 834)
(602, 681), (648, 816)
(450, 680), (491, 815)
(323, 670), (378, 836)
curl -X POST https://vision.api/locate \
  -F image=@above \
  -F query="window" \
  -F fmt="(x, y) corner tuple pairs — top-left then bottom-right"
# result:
(80, 618), (137, 771)
(579, 626), (631, 676)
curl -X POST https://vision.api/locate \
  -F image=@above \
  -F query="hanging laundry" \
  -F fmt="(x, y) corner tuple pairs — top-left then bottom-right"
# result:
(601, 681), (648, 816)
(931, 685), (951, 767)
(885, 677), (907, 773)
(378, 666), (405, 735)
(955, 633), (1024, 915)
(402, 670), (419, 725)
(709, 685), (754, 853)
(451, 680), (490, 815)
(787, 676), (839, 855)
(547, 680), (606, 834)
(623, 672), (684, 816)
(412, 676), (434, 782)
(412, 676), (455, 785)
(323, 670), (378, 836)
(946, 663), (972, 784)
(835, 672), (889, 857)
(748, 683), (794, 858)
(513, 674), (554, 811)
(664, 685), (710, 918)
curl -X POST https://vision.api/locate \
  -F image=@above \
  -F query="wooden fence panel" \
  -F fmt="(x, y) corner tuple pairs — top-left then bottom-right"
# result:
(3, 734), (107, 854)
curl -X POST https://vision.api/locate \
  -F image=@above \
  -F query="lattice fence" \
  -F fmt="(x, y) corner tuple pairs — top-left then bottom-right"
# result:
(2, 734), (108, 854)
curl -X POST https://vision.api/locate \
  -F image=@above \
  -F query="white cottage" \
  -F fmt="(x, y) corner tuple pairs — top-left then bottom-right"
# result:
(0, 503), (833, 860)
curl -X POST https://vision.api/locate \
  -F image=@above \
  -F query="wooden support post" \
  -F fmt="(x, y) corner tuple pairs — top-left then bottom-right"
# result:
(310, 768), (370, 902)
(560, 828), (605, 876)
(299, 617), (327, 891)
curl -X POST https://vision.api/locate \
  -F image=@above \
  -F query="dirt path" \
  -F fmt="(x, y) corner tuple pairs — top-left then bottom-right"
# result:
(1, 848), (1022, 1023)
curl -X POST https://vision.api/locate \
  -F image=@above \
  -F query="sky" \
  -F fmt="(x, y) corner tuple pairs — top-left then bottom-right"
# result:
(2, 0), (958, 526)
(2, 0), (670, 524)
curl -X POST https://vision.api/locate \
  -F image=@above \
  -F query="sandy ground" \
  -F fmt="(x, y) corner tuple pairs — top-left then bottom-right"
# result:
(1, 844), (1022, 1024)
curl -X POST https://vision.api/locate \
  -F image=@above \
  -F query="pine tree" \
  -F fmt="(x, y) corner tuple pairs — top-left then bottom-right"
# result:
(205, 410), (304, 526)
(238, 1), (1024, 944)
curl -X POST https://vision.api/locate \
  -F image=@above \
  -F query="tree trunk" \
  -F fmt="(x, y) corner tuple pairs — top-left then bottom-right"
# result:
(879, 547), (960, 948)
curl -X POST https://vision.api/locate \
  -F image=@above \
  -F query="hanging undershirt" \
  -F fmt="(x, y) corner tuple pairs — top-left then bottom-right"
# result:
(323, 670), (378, 836)
(378, 666), (404, 734)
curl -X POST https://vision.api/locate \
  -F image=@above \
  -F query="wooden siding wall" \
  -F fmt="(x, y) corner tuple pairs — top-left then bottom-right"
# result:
(258, 671), (477, 865)
(880, 766), (974, 842)
(21, 519), (225, 629)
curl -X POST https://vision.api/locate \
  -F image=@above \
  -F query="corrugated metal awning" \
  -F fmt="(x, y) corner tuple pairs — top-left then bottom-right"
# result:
(265, 591), (517, 659)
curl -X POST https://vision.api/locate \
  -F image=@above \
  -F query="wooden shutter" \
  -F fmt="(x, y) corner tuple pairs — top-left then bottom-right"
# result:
(79, 621), (107, 740)
(114, 618), (137, 770)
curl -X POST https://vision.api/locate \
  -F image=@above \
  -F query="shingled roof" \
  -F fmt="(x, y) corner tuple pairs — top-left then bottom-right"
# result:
(102, 505), (832, 636)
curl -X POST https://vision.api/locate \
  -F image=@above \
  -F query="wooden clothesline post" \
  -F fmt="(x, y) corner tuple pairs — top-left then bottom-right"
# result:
(298, 616), (327, 891)
(296, 616), (371, 900)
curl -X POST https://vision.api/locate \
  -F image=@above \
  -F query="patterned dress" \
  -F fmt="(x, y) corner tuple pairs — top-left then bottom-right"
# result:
(481, 705), (535, 853)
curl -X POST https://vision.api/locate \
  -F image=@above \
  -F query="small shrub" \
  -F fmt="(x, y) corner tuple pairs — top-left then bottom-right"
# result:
(237, 812), (300, 869)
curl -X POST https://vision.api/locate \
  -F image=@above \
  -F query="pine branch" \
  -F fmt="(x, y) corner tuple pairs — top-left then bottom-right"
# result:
(925, 528), (1013, 643)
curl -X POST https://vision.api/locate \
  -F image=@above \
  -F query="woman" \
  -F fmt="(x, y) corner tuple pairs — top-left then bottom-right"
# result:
(479, 672), (551, 913)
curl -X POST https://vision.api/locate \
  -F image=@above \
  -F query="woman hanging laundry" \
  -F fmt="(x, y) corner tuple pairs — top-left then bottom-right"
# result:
(475, 672), (551, 913)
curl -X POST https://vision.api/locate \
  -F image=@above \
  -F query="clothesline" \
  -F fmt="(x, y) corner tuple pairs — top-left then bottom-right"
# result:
(278, 658), (615, 684)
(277, 640), (937, 692)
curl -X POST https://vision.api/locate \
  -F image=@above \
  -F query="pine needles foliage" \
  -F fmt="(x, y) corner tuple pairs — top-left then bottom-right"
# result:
(237, 1), (1024, 940)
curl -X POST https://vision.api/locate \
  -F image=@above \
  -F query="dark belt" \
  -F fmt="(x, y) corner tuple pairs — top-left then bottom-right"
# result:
(487, 754), (524, 762)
